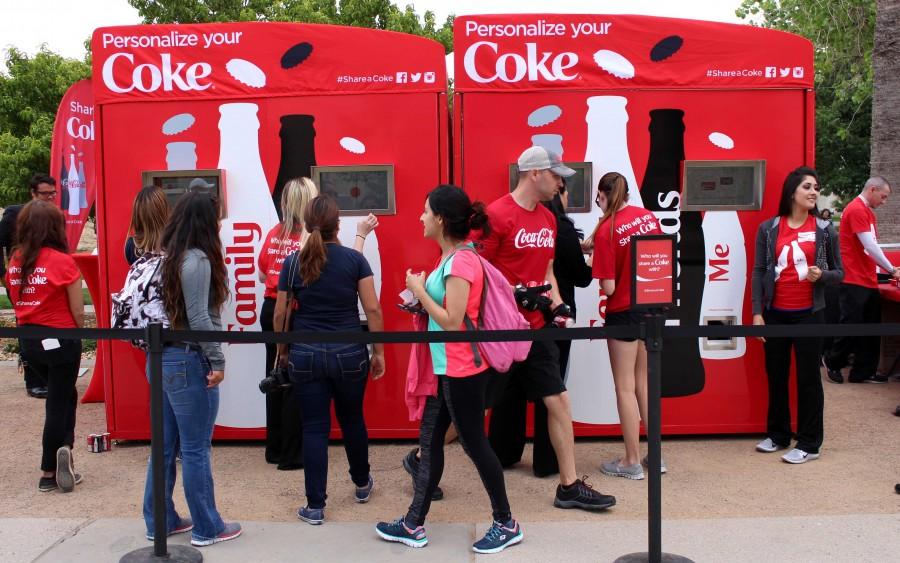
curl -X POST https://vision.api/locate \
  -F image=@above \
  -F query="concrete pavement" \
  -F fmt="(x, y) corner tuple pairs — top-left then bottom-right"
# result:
(4, 513), (897, 562)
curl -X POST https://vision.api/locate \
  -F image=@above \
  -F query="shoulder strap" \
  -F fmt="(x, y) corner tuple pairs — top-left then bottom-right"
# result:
(454, 245), (487, 368)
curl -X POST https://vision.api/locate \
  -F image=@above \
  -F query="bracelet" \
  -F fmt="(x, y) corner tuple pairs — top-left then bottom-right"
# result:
(356, 234), (366, 240)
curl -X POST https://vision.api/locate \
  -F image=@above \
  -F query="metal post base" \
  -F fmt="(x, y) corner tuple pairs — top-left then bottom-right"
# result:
(120, 545), (203, 563)
(614, 553), (694, 563)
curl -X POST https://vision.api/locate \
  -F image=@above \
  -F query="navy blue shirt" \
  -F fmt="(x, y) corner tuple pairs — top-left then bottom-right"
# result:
(278, 243), (373, 332)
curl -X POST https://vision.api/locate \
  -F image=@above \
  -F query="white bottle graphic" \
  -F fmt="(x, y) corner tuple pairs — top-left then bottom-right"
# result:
(699, 211), (746, 359)
(216, 103), (279, 428)
(583, 96), (643, 208)
(77, 154), (88, 209)
(565, 96), (646, 424)
(66, 152), (81, 216)
(338, 216), (382, 317)
(166, 142), (198, 170)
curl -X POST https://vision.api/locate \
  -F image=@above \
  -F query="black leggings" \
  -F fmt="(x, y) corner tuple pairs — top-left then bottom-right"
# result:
(405, 371), (511, 526)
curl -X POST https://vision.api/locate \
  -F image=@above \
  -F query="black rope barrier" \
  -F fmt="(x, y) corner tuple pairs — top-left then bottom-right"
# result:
(5, 322), (900, 344)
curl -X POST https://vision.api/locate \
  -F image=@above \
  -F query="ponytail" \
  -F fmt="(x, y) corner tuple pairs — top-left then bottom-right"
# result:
(298, 195), (339, 285)
(595, 172), (630, 239)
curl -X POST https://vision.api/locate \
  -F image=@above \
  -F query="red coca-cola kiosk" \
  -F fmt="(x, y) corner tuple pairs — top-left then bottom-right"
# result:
(452, 14), (815, 435)
(91, 22), (449, 439)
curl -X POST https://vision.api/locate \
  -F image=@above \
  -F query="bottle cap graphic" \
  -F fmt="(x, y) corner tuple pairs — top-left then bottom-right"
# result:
(650, 36), (684, 62)
(593, 50), (635, 79)
(281, 42), (314, 69)
(340, 136), (366, 154)
(708, 131), (735, 149)
(162, 113), (196, 135)
(527, 105), (562, 127)
(226, 58), (266, 88)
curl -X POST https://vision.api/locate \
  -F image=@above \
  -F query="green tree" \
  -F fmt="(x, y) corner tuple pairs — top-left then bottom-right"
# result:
(0, 47), (91, 206)
(128, 0), (454, 52)
(737, 0), (875, 206)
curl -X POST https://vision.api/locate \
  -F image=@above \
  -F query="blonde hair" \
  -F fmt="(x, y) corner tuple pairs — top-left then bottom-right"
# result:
(595, 172), (630, 239)
(280, 177), (318, 239)
(130, 185), (169, 255)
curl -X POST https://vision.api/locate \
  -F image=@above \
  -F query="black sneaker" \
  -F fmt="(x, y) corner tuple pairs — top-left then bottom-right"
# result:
(27, 386), (48, 398)
(554, 476), (616, 511)
(38, 476), (58, 492)
(821, 357), (843, 384)
(848, 373), (888, 384)
(402, 448), (444, 501)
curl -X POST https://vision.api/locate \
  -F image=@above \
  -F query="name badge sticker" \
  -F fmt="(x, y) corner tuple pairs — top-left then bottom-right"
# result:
(798, 231), (815, 243)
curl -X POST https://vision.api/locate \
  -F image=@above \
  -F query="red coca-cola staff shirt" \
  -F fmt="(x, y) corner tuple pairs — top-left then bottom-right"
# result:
(771, 214), (816, 311)
(840, 196), (879, 289)
(479, 194), (557, 329)
(257, 224), (305, 299)
(5, 247), (81, 328)
(592, 205), (662, 313)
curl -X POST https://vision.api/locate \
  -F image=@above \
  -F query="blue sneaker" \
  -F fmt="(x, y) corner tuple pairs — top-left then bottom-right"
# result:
(298, 506), (325, 525)
(472, 519), (523, 554)
(355, 474), (374, 503)
(375, 516), (428, 548)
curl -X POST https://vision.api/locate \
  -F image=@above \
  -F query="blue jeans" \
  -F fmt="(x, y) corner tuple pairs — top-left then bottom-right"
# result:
(143, 346), (225, 541)
(289, 342), (371, 509)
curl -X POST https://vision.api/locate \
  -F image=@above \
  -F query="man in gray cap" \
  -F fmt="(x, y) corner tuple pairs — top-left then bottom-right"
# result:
(188, 177), (215, 192)
(478, 146), (616, 511)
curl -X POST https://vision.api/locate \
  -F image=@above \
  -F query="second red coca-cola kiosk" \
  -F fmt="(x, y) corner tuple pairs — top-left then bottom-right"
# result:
(91, 22), (449, 439)
(453, 14), (815, 435)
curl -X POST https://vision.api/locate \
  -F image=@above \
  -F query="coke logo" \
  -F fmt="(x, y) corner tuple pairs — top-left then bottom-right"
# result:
(463, 41), (578, 84)
(514, 227), (555, 249)
(101, 52), (212, 94)
(66, 117), (94, 140)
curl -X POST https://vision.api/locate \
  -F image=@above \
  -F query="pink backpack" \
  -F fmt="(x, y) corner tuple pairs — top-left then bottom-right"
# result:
(452, 246), (531, 372)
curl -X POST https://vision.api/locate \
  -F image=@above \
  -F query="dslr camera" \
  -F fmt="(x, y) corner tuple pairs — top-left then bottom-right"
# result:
(259, 366), (291, 394)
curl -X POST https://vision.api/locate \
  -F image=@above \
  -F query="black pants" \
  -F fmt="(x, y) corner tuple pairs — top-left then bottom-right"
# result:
(20, 343), (48, 389)
(406, 371), (511, 527)
(826, 284), (881, 380)
(763, 309), (824, 453)
(20, 335), (81, 472)
(260, 297), (303, 466)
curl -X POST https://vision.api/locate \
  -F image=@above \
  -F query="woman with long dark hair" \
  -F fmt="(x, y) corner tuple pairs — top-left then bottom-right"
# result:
(274, 194), (384, 525)
(376, 185), (522, 554)
(751, 166), (842, 463)
(6, 201), (84, 493)
(592, 172), (662, 480)
(145, 191), (241, 546)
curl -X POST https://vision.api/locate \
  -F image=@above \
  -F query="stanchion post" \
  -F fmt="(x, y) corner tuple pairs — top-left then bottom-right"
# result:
(615, 312), (693, 563)
(148, 322), (167, 557)
(120, 323), (202, 563)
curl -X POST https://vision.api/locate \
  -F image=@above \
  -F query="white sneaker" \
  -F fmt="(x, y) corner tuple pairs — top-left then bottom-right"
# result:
(755, 438), (787, 453)
(781, 448), (820, 464)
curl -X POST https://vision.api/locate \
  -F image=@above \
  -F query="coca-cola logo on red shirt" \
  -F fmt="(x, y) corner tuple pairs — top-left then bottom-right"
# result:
(514, 227), (554, 249)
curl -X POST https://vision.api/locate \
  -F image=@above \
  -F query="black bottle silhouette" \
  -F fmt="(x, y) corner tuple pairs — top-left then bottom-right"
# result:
(272, 115), (317, 219)
(640, 109), (706, 397)
(59, 158), (69, 212)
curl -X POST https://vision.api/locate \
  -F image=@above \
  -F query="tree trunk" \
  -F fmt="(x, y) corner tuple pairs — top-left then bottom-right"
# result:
(871, 0), (900, 242)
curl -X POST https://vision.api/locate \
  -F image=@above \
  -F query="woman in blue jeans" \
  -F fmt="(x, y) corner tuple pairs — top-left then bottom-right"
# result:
(143, 191), (242, 546)
(275, 194), (385, 525)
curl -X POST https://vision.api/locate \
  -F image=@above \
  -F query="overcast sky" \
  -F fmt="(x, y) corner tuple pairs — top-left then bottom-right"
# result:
(1, 0), (745, 67)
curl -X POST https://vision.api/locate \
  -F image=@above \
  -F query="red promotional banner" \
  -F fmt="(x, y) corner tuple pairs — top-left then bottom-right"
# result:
(454, 14), (814, 92)
(91, 22), (447, 105)
(50, 79), (96, 252)
(632, 235), (676, 309)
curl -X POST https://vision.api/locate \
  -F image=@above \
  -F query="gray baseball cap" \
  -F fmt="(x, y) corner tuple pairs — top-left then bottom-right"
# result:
(188, 177), (215, 191)
(517, 146), (576, 178)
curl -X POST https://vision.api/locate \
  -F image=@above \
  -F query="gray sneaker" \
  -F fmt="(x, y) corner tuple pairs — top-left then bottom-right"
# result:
(600, 459), (644, 480)
(781, 448), (819, 464)
(641, 455), (667, 474)
(755, 438), (788, 453)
